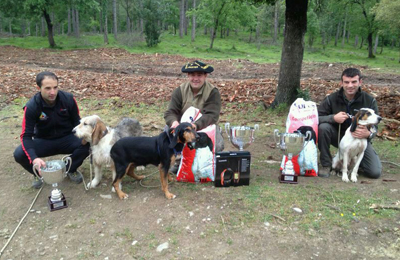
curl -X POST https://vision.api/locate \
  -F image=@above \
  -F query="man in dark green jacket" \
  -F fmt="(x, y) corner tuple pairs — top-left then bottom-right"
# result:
(164, 61), (223, 174)
(318, 68), (381, 178)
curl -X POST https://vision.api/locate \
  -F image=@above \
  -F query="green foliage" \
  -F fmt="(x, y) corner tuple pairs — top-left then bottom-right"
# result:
(142, 0), (161, 47)
(296, 87), (311, 101)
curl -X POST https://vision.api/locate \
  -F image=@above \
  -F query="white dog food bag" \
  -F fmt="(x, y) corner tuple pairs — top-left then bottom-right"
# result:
(177, 107), (216, 183)
(280, 98), (319, 176)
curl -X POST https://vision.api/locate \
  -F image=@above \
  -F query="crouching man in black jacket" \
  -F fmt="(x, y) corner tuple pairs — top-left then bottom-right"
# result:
(318, 68), (382, 179)
(14, 71), (90, 188)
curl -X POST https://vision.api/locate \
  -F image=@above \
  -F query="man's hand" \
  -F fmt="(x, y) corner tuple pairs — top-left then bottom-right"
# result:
(333, 112), (349, 124)
(351, 125), (370, 139)
(171, 121), (180, 129)
(32, 158), (46, 175)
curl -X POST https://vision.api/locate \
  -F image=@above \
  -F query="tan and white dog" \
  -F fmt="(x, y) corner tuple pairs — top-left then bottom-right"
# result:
(331, 108), (382, 183)
(73, 115), (142, 188)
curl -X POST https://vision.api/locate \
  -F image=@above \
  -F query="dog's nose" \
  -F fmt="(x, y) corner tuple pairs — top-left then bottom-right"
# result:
(72, 128), (76, 134)
(378, 116), (382, 122)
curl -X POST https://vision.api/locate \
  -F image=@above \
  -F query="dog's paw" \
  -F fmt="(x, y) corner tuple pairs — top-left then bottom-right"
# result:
(350, 176), (358, 183)
(342, 175), (350, 182)
(136, 166), (145, 171)
(117, 192), (129, 200)
(87, 180), (99, 189)
(165, 192), (176, 200)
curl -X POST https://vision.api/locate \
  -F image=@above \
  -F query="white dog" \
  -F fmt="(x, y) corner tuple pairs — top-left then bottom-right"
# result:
(331, 108), (382, 183)
(73, 115), (142, 188)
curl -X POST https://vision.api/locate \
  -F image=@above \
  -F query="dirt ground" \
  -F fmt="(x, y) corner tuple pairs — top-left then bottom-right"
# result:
(0, 46), (399, 260)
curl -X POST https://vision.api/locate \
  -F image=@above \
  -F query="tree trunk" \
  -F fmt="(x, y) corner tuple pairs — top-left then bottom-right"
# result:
(127, 15), (131, 34)
(51, 13), (55, 36)
(179, 0), (185, 38)
(43, 10), (56, 48)
(373, 34), (379, 55)
(359, 36), (364, 49)
(341, 11), (347, 48)
(273, 0), (280, 44)
(184, 0), (188, 35)
(72, 8), (76, 35)
(36, 23), (39, 36)
(204, 26), (207, 35)
(354, 35), (358, 48)
(113, 0), (117, 40)
(21, 20), (26, 37)
(75, 9), (80, 37)
(41, 17), (45, 37)
(271, 0), (308, 108)
(191, 0), (196, 42)
(104, 15), (109, 44)
(334, 21), (341, 47)
(367, 32), (375, 58)
(102, 0), (109, 44)
(68, 8), (72, 35)
(99, 10), (103, 34)
(209, 1), (227, 49)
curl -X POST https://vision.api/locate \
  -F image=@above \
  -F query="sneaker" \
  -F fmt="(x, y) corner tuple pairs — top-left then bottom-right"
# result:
(67, 170), (83, 184)
(319, 166), (331, 178)
(32, 176), (43, 189)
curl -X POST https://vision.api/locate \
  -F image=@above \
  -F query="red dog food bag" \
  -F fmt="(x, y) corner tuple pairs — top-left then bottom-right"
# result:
(177, 125), (216, 183)
(280, 98), (319, 176)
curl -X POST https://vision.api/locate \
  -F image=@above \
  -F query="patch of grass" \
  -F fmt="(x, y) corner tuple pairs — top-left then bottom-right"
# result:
(2, 31), (399, 73)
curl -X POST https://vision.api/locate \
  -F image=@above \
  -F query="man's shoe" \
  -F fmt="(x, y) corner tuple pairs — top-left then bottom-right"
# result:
(319, 166), (331, 178)
(67, 170), (83, 184)
(32, 176), (43, 189)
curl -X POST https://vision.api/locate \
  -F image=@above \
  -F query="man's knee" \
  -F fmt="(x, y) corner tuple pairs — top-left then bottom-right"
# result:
(363, 162), (382, 179)
(13, 146), (26, 164)
(318, 122), (333, 135)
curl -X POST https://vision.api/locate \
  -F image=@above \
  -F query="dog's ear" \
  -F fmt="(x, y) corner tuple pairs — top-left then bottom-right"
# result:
(350, 112), (360, 132)
(92, 119), (108, 145)
(169, 130), (179, 148)
(168, 124), (180, 148)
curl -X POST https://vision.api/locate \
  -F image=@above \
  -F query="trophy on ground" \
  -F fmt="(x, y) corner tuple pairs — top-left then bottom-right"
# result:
(215, 123), (259, 187)
(224, 123), (259, 151)
(274, 129), (310, 184)
(33, 156), (71, 211)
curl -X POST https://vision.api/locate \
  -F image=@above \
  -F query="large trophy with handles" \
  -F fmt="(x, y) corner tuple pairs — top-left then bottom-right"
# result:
(33, 156), (71, 211)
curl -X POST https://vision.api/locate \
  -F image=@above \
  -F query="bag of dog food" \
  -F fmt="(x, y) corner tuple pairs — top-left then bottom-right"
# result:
(280, 98), (319, 176)
(176, 107), (216, 183)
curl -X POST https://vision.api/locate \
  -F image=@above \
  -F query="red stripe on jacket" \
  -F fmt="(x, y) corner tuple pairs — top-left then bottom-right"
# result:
(20, 107), (33, 164)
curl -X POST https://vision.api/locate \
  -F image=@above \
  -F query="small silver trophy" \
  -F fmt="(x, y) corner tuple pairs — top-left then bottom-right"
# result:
(33, 156), (71, 211)
(274, 130), (310, 184)
(225, 123), (259, 151)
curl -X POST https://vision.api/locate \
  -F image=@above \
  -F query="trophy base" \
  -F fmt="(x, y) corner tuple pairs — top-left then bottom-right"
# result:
(279, 173), (298, 184)
(48, 194), (68, 212)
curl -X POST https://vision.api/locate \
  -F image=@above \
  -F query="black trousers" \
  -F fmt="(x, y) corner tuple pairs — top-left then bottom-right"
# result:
(318, 122), (382, 179)
(14, 134), (90, 175)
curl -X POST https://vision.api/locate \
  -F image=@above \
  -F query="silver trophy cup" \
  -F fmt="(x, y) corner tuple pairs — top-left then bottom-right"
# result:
(274, 130), (310, 183)
(225, 123), (259, 151)
(33, 156), (71, 211)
